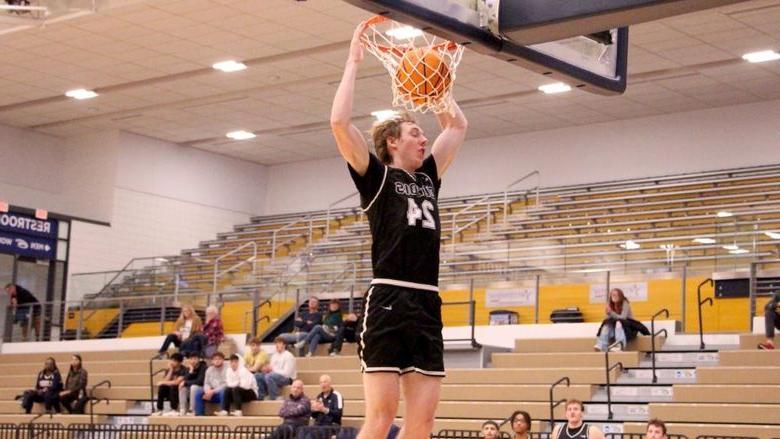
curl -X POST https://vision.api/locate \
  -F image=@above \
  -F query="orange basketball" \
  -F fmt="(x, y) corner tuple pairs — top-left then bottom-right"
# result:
(396, 48), (451, 104)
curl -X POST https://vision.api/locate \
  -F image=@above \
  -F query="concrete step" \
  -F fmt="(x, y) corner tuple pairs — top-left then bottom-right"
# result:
(637, 351), (718, 368)
(673, 384), (780, 404)
(591, 385), (674, 403)
(696, 366), (780, 384)
(492, 351), (640, 368)
(623, 421), (780, 439)
(617, 368), (696, 385)
(650, 402), (780, 425)
(514, 336), (664, 353)
(0, 399), (132, 415)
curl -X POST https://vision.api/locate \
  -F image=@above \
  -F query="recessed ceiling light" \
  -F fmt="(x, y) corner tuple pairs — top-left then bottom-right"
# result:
(386, 26), (424, 40)
(371, 109), (399, 122)
(212, 60), (247, 72)
(716, 211), (733, 218)
(742, 50), (780, 63)
(539, 82), (572, 94)
(729, 248), (749, 254)
(765, 231), (780, 240)
(659, 244), (676, 250)
(722, 244), (739, 251)
(693, 237), (716, 244)
(619, 240), (640, 250)
(65, 89), (98, 100)
(226, 130), (256, 140)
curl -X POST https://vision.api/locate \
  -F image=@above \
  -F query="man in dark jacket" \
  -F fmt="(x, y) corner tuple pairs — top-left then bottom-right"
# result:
(272, 379), (311, 439)
(759, 291), (780, 350)
(311, 374), (343, 426)
(5, 283), (41, 341)
(178, 351), (207, 415)
(280, 297), (322, 353)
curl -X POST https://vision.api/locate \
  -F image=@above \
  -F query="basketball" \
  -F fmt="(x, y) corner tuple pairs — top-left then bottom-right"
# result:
(395, 48), (452, 104)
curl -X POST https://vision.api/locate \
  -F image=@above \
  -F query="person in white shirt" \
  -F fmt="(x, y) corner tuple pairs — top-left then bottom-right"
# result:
(215, 354), (259, 417)
(263, 336), (297, 400)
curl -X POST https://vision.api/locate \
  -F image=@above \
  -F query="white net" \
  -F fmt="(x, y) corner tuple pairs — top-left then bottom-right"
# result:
(362, 16), (464, 114)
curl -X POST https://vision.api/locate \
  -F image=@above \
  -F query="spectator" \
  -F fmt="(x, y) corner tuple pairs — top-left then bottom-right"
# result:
(646, 419), (666, 439)
(244, 337), (271, 399)
(158, 305), (204, 357)
(154, 352), (186, 416)
(5, 283), (41, 341)
(21, 357), (62, 414)
(759, 291), (780, 350)
(299, 299), (343, 357)
(312, 374), (343, 426)
(280, 297), (322, 352)
(272, 379), (311, 439)
(551, 399), (604, 439)
(263, 336), (297, 400)
(192, 351), (228, 416)
(178, 351), (207, 416)
(595, 288), (633, 352)
(330, 313), (358, 356)
(481, 420), (500, 439)
(59, 354), (88, 414)
(510, 410), (532, 439)
(202, 305), (225, 358)
(215, 354), (258, 416)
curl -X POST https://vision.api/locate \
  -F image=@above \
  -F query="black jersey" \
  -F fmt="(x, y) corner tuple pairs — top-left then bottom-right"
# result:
(555, 424), (591, 439)
(348, 153), (441, 291)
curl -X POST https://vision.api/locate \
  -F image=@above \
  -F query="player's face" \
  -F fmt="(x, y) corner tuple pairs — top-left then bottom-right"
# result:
(646, 426), (665, 439)
(395, 122), (427, 169)
(566, 403), (583, 424)
(512, 416), (529, 434)
(481, 424), (499, 439)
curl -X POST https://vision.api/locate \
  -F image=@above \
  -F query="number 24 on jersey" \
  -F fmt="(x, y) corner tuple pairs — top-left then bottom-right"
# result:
(407, 198), (436, 230)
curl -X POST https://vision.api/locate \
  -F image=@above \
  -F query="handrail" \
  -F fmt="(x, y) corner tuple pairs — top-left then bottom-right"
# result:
(271, 217), (310, 263)
(697, 278), (714, 350)
(604, 340), (625, 420)
(450, 194), (497, 253)
(503, 170), (540, 223)
(148, 352), (168, 414)
(548, 377), (570, 429)
(244, 298), (272, 336)
(325, 191), (360, 239)
(213, 241), (257, 295)
(440, 299), (480, 348)
(26, 412), (53, 439)
(650, 308), (670, 384)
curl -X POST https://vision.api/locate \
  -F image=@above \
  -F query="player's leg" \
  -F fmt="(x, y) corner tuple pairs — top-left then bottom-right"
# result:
(357, 372), (400, 439)
(398, 373), (442, 439)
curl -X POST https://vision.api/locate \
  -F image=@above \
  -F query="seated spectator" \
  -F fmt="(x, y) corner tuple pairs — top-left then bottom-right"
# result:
(280, 297), (322, 354)
(595, 288), (632, 352)
(272, 379), (311, 439)
(312, 374), (343, 426)
(759, 291), (780, 350)
(299, 299), (343, 357)
(510, 410), (532, 439)
(481, 420), (500, 439)
(646, 419), (667, 439)
(178, 351), (207, 416)
(21, 357), (62, 414)
(202, 305), (225, 358)
(192, 351), (228, 416)
(244, 337), (271, 399)
(154, 352), (186, 416)
(158, 305), (204, 357)
(215, 354), (258, 417)
(551, 399), (604, 439)
(329, 313), (358, 356)
(263, 336), (297, 401)
(5, 283), (41, 341)
(59, 354), (88, 414)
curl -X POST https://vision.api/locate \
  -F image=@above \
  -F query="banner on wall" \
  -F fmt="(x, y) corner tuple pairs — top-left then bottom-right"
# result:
(589, 282), (648, 304)
(485, 288), (536, 307)
(0, 212), (58, 260)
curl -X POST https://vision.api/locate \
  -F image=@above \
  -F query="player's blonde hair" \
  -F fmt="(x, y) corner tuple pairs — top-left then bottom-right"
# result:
(369, 112), (417, 164)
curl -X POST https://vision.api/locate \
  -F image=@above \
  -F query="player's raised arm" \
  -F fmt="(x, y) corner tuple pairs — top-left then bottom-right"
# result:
(331, 21), (371, 176)
(431, 100), (468, 177)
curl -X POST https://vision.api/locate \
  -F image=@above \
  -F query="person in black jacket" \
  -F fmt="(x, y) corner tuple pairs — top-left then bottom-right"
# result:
(178, 351), (207, 415)
(311, 374), (343, 426)
(280, 297), (322, 353)
(759, 291), (780, 350)
(5, 283), (41, 341)
(21, 357), (62, 414)
(59, 354), (88, 414)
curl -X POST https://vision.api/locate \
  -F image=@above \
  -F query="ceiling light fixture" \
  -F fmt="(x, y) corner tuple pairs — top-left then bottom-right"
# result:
(212, 60), (247, 72)
(729, 248), (749, 254)
(619, 240), (640, 250)
(693, 237), (716, 244)
(538, 82), (572, 94)
(371, 109), (399, 122)
(716, 211), (733, 218)
(65, 89), (98, 100)
(722, 244), (739, 251)
(226, 130), (256, 140)
(742, 50), (780, 63)
(764, 231), (780, 240)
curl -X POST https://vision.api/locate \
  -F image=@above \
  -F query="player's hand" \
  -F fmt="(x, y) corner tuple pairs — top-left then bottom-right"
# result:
(348, 20), (369, 63)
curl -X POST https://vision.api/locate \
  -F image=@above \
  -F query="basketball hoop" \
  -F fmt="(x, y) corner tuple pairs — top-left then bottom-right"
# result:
(362, 16), (464, 114)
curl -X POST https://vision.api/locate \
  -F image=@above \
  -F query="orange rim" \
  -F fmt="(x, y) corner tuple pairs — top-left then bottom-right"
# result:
(363, 15), (460, 55)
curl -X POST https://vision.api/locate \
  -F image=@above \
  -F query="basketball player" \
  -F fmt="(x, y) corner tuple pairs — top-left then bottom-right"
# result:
(551, 400), (604, 439)
(330, 20), (468, 439)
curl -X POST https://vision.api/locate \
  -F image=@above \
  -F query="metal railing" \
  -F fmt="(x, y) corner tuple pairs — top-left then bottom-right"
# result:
(87, 379), (112, 427)
(548, 376), (570, 428)
(697, 278), (714, 350)
(325, 191), (360, 240)
(603, 340), (625, 420)
(503, 170), (540, 223)
(650, 308), (670, 384)
(212, 241), (257, 295)
(449, 194), (499, 253)
(271, 216), (312, 263)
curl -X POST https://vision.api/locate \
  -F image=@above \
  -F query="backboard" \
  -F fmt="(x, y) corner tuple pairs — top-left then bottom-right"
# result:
(343, 0), (752, 95)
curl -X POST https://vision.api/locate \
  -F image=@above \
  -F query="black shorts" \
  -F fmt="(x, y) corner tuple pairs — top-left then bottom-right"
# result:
(357, 284), (445, 377)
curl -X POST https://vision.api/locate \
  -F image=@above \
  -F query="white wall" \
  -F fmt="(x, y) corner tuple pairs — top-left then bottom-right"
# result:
(263, 99), (780, 214)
